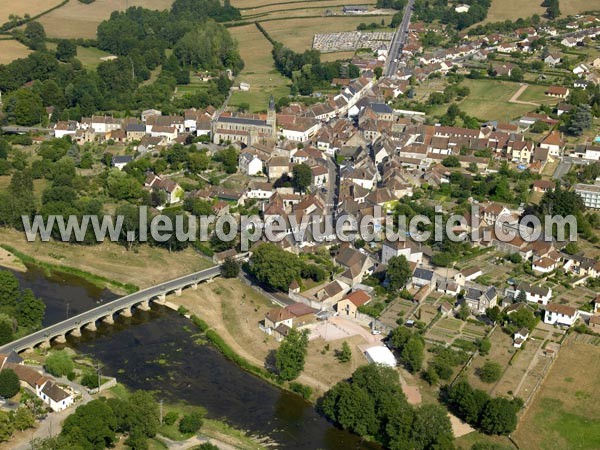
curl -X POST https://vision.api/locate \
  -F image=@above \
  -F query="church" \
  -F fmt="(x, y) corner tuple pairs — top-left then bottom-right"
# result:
(212, 96), (277, 146)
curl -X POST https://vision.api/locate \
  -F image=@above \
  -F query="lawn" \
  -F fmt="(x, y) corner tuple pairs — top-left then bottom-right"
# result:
(229, 24), (290, 112)
(455, 79), (535, 122)
(516, 84), (559, 106)
(0, 0), (63, 24)
(513, 339), (600, 450)
(76, 46), (114, 70)
(39, 0), (174, 39)
(0, 39), (31, 64)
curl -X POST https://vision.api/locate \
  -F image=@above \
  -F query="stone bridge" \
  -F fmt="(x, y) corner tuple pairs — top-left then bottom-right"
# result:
(0, 266), (221, 354)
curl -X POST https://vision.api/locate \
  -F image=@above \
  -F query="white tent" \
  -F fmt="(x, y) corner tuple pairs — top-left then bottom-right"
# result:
(364, 346), (397, 367)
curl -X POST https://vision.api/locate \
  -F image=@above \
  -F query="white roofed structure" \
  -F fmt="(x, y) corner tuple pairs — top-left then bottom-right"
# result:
(364, 346), (397, 367)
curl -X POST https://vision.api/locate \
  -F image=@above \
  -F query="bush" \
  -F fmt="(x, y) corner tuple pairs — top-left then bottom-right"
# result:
(80, 372), (100, 389)
(289, 382), (312, 399)
(178, 412), (203, 434)
(45, 350), (74, 377)
(0, 369), (20, 398)
(163, 411), (179, 426)
(478, 361), (503, 383)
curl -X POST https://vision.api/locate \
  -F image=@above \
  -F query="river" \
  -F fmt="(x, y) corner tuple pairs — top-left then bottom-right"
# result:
(6, 264), (381, 450)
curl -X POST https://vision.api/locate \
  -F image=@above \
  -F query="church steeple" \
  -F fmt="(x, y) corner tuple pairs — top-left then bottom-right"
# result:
(267, 95), (276, 137)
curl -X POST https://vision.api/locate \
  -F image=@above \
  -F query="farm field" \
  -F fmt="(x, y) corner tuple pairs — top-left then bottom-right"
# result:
(560, 0), (597, 16)
(229, 24), (290, 112)
(39, 0), (174, 39)
(261, 16), (394, 52)
(232, 0), (375, 9)
(239, 0), (365, 15)
(0, 39), (31, 64)
(0, 0), (63, 24)
(513, 338), (600, 450)
(455, 79), (535, 122)
(484, 0), (545, 23)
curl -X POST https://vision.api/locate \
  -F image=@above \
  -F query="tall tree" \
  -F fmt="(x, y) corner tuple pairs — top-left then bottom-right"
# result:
(386, 255), (411, 290)
(275, 328), (309, 381)
(292, 163), (312, 193)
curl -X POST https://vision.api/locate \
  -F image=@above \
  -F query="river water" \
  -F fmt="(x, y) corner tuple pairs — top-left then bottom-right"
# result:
(6, 264), (381, 450)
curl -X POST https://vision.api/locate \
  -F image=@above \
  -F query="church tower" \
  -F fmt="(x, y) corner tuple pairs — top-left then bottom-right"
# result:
(267, 95), (276, 137)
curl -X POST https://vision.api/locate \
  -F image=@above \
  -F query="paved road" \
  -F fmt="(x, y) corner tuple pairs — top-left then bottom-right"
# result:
(1, 126), (52, 134)
(384, 0), (415, 77)
(0, 266), (221, 354)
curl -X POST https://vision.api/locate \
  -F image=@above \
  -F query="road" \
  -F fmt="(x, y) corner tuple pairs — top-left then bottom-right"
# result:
(1, 126), (52, 134)
(384, 0), (415, 77)
(0, 266), (221, 354)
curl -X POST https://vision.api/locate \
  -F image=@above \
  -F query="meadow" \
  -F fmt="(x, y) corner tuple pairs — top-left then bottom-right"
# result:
(229, 24), (290, 112)
(513, 339), (600, 450)
(453, 79), (536, 122)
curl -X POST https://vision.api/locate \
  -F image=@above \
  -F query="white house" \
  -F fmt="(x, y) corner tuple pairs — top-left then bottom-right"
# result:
(544, 303), (579, 327)
(239, 152), (263, 176)
(39, 381), (74, 412)
(454, 4), (470, 13)
(513, 328), (529, 348)
(246, 181), (273, 199)
(512, 281), (552, 305)
(381, 239), (423, 265)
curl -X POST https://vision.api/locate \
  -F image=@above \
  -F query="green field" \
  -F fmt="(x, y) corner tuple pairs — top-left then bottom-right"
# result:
(76, 46), (113, 69)
(516, 84), (560, 105)
(229, 24), (290, 112)
(453, 79), (535, 122)
(514, 340), (600, 449)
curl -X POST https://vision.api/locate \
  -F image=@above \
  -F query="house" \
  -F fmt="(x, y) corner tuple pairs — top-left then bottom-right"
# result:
(590, 315), (600, 330)
(335, 244), (374, 286)
(40, 381), (74, 412)
(439, 301), (454, 316)
(511, 281), (552, 305)
(544, 86), (569, 98)
(112, 155), (133, 170)
(144, 173), (184, 205)
(436, 279), (460, 297)
(532, 256), (558, 273)
(573, 63), (590, 77)
(239, 152), (263, 176)
(539, 130), (564, 157)
(454, 267), (483, 286)
(336, 290), (372, 318)
(412, 267), (435, 288)
(263, 302), (317, 340)
(544, 53), (562, 66)
(544, 303), (579, 327)
(561, 37), (578, 48)
(454, 4), (470, 13)
(267, 156), (290, 181)
(381, 239), (423, 265)
(513, 327), (529, 348)
(4, 363), (73, 412)
(464, 285), (497, 314)
(532, 179), (555, 193)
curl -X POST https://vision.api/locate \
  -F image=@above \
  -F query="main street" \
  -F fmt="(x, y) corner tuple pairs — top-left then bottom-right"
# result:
(384, 0), (416, 77)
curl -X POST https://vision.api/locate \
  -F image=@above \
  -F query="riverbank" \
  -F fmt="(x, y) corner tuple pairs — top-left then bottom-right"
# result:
(107, 383), (268, 450)
(171, 277), (368, 399)
(0, 246), (26, 272)
(0, 229), (213, 289)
